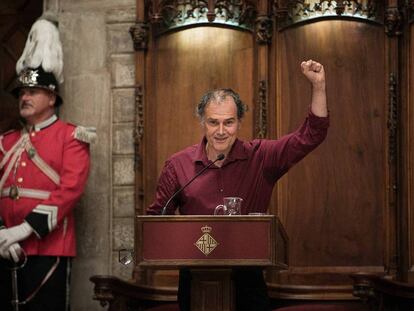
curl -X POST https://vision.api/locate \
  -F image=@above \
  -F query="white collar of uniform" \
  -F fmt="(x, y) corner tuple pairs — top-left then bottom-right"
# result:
(33, 115), (58, 132)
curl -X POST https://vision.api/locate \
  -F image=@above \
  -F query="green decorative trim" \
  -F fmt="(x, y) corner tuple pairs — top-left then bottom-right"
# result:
(274, 0), (381, 29)
(147, 0), (257, 32)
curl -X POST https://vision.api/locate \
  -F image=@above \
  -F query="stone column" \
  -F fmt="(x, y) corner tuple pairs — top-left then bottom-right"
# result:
(44, 1), (136, 310)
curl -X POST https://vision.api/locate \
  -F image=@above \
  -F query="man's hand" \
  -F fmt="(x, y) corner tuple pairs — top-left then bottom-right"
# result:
(0, 243), (23, 263)
(0, 222), (33, 254)
(301, 60), (325, 86)
(301, 59), (328, 117)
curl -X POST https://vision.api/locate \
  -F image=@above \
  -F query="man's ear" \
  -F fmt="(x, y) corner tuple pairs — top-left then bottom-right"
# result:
(48, 93), (57, 107)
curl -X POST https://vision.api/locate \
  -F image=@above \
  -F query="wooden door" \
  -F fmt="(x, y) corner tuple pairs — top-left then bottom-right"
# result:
(0, 0), (43, 133)
(270, 17), (389, 298)
(142, 26), (256, 287)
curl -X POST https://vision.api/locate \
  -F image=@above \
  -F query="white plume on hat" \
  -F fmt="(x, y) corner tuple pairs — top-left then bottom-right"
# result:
(16, 17), (64, 83)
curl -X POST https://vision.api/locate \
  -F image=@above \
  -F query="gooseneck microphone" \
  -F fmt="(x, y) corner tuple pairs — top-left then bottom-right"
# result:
(161, 153), (225, 215)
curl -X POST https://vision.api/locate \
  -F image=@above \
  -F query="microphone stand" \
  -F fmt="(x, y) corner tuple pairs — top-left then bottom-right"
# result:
(161, 153), (225, 215)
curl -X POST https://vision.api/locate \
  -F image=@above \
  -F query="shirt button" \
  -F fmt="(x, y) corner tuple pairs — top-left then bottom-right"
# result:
(220, 189), (223, 192)
(21, 162), (27, 167)
(17, 177), (23, 183)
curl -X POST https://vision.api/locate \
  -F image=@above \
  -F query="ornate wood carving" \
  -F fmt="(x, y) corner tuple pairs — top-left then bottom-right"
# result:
(255, 80), (267, 138)
(255, 15), (273, 44)
(388, 73), (398, 163)
(129, 22), (149, 51)
(385, 7), (402, 37)
(386, 71), (399, 278)
(351, 273), (414, 310)
(134, 85), (144, 170)
(273, 0), (381, 29)
(146, 0), (257, 32)
(92, 281), (114, 308)
(90, 275), (177, 310)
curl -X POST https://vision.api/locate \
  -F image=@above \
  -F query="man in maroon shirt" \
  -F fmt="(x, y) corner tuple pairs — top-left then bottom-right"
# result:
(148, 60), (329, 311)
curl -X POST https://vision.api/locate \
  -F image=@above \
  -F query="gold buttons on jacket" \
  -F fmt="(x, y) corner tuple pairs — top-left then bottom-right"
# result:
(21, 161), (27, 167)
(31, 132), (36, 137)
(17, 177), (23, 183)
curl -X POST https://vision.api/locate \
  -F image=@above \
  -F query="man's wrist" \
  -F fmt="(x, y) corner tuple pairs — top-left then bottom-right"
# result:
(19, 222), (34, 238)
(311, 82), (326, 92)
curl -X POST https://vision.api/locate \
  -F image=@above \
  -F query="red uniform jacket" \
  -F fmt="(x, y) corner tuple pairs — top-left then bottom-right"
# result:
(0, 117), (90, 257)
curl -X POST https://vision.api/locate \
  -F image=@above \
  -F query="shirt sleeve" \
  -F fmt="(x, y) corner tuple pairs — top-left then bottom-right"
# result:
(24, 129), (90, 238)
(147, 160), (180, 215)
(263, 111), (329, 181)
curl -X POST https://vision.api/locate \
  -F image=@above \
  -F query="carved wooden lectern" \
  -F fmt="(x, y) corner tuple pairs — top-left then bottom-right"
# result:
(137, 215), (288, 311)
(90, 215), (288, 311)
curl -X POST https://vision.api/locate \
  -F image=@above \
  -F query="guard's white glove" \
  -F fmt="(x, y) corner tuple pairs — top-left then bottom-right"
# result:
(0, 245), (10, 260)
(0, 222), (33, 254)
(8, 243), (23, 263)
(0, 243), (23, 263)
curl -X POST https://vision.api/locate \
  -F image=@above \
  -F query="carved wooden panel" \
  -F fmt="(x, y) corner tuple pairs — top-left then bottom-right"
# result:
(141, 26), (255, 286)
(273, 19), (388, 294)
(191, 269), (233, 311)
(0, 0), (42, 133)
(144, 27), (255, 210)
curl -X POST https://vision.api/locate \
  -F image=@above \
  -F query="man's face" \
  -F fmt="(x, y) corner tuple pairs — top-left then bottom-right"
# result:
(202, 96), (241, 158)
(18, 88), (55, 125)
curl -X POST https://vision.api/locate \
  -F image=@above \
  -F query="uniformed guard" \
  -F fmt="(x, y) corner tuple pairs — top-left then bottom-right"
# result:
(0, 15), (95, 311)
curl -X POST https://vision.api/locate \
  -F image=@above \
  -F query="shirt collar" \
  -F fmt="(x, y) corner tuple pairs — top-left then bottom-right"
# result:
(226, 138), (248, 161)
(194, 137), (248, 165)
(32, 115), (58, 132)
(194, 137), (209, 165)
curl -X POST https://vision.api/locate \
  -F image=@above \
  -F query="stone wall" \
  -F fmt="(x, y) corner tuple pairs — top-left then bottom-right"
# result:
(43, 1), (136, 310)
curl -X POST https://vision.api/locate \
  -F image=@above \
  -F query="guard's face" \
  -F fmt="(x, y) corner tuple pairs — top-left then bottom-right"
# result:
(202, 96), (241, 159)
(18, 88), (55, 125)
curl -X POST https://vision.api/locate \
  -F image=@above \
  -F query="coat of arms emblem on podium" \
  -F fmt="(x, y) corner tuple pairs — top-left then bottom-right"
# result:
(194, 225), (219, 256)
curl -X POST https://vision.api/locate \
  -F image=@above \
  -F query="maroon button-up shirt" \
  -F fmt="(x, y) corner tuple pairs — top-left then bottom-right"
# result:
(147, 112), (329, 215)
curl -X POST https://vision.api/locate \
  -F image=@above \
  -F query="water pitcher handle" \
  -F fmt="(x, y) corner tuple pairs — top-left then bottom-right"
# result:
(214, 204), (227, 215)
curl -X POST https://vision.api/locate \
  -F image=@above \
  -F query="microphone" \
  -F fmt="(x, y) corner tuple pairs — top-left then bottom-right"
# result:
(161, 153), (225, 215)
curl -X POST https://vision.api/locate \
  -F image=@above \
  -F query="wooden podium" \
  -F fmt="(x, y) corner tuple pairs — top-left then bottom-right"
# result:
(136, 215), (288, 311)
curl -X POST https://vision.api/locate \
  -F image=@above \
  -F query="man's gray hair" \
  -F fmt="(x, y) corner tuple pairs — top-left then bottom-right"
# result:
(196, 88), (248, 120)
